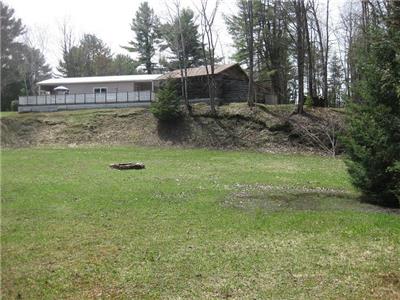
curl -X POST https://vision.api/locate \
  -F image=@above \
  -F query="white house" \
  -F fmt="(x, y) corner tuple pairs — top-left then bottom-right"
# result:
(19, 74), (160, 112)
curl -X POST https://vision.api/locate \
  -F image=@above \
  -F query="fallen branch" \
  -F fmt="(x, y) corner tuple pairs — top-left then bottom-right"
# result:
(109, 163), (145, 170)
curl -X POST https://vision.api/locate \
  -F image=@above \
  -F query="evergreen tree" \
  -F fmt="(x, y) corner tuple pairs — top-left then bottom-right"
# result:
(161, 8), (203, 69)
(58, 34), (113, 77)
(225, 0), (291, 104)
(80, 34), (113, 76)
(344, 1), (400, 207)
(111, 54), (139, 75)
(124, 2), (160, 74)
(1, 2), (51, 110)
(328, 53), (344, 107)
(20, 45), (52, 95)
(1, 1), (25, 110)
(150, 80), (181, 121)
(57, 46), (85, 77)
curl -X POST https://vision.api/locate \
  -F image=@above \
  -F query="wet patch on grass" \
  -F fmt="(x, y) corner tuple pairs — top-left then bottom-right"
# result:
(223, 184), (399, 214)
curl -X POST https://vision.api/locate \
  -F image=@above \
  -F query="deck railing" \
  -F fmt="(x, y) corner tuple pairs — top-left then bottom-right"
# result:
(19, 90), (153, 106)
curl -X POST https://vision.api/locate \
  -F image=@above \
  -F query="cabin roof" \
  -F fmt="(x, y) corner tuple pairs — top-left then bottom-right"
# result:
(157, 63), (242, 80)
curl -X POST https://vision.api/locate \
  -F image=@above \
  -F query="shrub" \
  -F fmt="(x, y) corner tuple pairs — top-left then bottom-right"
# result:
(343, 23), (400, 207)
(305, 96), (312, 108)
(150, 80), (182, 121)
(10, 100), (19, 111)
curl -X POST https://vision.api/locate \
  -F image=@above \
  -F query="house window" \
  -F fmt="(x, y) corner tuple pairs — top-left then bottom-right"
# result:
(94, 87), (107, 94)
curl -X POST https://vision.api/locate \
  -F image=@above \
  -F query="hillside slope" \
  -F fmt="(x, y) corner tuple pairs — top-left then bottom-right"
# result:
(1, 103), (345, 153)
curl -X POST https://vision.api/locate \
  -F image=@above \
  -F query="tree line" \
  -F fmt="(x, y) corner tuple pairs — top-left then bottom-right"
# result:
(1, 2), (51, 110)
(226, 0), (358, 112)
(0, 0), (395, 113)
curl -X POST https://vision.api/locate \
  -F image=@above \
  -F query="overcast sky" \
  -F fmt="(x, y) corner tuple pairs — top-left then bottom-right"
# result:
(6, 0), (344, 74)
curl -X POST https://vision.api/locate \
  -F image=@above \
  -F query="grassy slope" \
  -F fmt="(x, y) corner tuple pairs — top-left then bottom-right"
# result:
(0, 104), (345, 153)
(1, 147), (399, 299)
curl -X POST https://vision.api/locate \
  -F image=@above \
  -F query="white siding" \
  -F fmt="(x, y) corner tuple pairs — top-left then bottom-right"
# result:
(60, 81), (135, 94)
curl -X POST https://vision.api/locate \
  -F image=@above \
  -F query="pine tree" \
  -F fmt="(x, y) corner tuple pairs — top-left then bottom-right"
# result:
(328, 53), (343, 107)
(161, 8), (203, 69)
(150, 80), (181, 121)
(111, 54), (139, 75)
(20, 46), (52, 95)
(125, 2), (160, 74)
(1, 2), (51, 110)
(1, 1), (25, 110)
(80, 34), (113, 76)
(58, 34), (113, 77)
(57, 46), (84, 77)
(225, 0), (291, 104)
(344, 2), (400, 207)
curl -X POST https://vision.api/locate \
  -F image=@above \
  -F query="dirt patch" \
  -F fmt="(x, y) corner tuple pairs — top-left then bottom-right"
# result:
(1, 103), (345, 153)
(370, 272), (400, 299)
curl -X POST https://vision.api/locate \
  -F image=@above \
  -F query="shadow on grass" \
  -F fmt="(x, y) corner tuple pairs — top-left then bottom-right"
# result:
(222, 185), (400, 214)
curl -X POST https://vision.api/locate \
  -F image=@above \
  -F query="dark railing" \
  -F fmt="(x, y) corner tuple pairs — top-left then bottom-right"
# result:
(19, 90), (153, 106)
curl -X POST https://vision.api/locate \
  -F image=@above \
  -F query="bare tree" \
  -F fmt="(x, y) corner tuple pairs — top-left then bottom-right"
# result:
(309, 0), (329, 104)
(294, 0), (306, 114)
(23, 24), (50, 57)
(164, 1), (191, 113)
(197, 0), (220, 115)
(324, 0), (330, 104)
(59, 18), (75, 59)
(304, 2), (316, 102)
(17, 25), (52, 96)
(56, 18), (76, 76)
(338, 0), (362, 100)
(291, 114), (341, 156)
(244, 0), (255, 107)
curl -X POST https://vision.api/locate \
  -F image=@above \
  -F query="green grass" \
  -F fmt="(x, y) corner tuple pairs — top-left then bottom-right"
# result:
(1, 147), (399, 299)
(0, 111), (17, 118)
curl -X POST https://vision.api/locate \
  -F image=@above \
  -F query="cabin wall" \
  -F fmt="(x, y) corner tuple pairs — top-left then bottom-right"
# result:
(187, 77), (210, 99)
(220, 79), (248, 102)
(218, 67), (248, 102)
(167, 71), (248, 103)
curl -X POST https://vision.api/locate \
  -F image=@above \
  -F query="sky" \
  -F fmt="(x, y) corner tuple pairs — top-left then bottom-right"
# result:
(6, 0), (344, 74)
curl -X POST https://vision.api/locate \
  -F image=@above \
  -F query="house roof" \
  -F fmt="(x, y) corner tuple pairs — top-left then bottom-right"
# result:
(37, 64), (245, 86)
(37, 74), (161, 86)
(157, 63), (242, 80)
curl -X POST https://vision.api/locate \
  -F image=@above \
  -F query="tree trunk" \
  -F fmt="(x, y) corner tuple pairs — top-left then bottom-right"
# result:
(247, 0), (255, 107)
(146, 59), (152, 74)
(296, 0), (305, 114)
(304, 7), (316, 101)
(311, 2), (326, 104)
(323, 0), (330, 105)
(177, 8), (191, 114)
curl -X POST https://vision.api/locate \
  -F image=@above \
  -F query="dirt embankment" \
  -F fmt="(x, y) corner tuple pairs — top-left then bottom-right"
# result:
(0, 103), (345, 153)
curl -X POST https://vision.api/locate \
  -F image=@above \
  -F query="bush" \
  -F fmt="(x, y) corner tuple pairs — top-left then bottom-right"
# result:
(10, 100), (19, 111)
(305, 96), (312, 108)
(150, 80), (182, 121)
(343, 24), (400, 207)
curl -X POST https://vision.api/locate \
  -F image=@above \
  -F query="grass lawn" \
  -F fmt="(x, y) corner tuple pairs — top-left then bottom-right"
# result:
(0, 111), (17, 118)
(1, 146), (399, 299)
